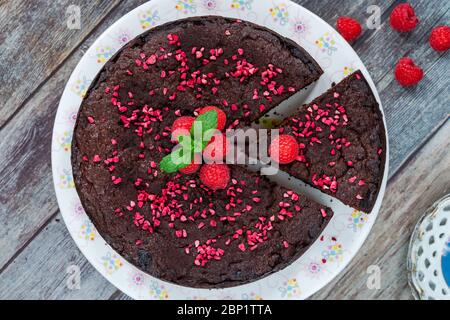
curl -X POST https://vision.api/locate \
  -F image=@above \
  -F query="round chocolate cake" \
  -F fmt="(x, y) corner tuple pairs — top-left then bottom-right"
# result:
(71, 16), (383, 288)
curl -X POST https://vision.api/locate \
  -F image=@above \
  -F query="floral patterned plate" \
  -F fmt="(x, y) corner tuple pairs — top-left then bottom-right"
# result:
(52, 0), (389, 300)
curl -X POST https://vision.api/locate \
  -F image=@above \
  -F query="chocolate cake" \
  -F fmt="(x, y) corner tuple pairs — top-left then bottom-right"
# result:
(71, 16), (331, 288)
(275, 71), (386, 212)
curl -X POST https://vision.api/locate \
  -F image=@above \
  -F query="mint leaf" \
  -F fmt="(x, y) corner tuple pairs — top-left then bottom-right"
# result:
(160, 110), (219, 173)
(160, 153), (182, 173)
(179, 135), (193, 150)
(190, 110), (218, 138)
(191, 110), (218, 152)
(160, 140), (193, 173)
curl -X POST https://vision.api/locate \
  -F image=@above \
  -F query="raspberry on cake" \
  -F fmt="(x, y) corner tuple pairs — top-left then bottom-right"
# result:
(199, 163), (230, 190)
(171, 116), (195, 141)
(71, 16), (330, 288)
(269, 134), (299, 164)
(203, 133), (231, 162)
(198, 106), (227, 131)
(179, 153), (202, 175)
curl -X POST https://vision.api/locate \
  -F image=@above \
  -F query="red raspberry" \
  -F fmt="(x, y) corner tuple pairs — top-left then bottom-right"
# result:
(179, 153), (202, 175)
(171, 116), (195, 141)
(390, 3), (418, 32)
(429, 26), (450, 52)
(394, 57), (424, 87)
(199, 164), (230, 191)
(203, 134), (231, 162)
(269, 134), (299, 164)
(198, 106), (227, 131)
(336, 16), (362, 42)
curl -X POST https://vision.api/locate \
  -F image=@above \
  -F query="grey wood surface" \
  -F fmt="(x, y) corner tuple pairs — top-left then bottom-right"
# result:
(0, 0), (448, 300)
(0, 0), (121, 127)
(312, 120), (450, 299)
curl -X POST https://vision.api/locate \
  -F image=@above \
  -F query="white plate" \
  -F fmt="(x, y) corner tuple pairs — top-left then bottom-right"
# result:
(52, 0), (389, 300)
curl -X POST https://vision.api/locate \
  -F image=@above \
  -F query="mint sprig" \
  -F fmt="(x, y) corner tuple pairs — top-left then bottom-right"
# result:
(159, 138), (193, 173)
(191, 110), (218, 152)
(190, 110), (218, 138)
(160, 110), (218, 173)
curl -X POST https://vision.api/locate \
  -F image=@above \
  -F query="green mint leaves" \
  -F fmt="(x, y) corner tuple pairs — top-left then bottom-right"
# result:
(191, 110), (218, 152)
(159, 137), (192, 173)
(160, 110), (218, 173)
(190, 110), (218, 138)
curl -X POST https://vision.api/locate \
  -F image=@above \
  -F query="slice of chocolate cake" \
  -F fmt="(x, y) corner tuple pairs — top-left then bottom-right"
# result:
(71, 16), (330, 288)
(275, 71), (386, 212)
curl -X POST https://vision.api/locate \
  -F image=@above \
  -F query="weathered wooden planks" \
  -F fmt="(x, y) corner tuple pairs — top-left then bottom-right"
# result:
(0, 0), (149, 271)
(302, 0), (450, 175)
(379, 51), (450, 175)
(0, 0), (123, 128)
(0, 0), (448, 299)
(0, 59), (73, 270)
(350, 0), (450, 173)
(0, 214), (118, 299)
(312, 120), (450, 300)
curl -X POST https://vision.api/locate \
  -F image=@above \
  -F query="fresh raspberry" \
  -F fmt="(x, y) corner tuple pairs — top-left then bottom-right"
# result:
(394, 57), (424, 87)
(171, 116), (195, 141)
(429, 26), (450, 52)
(199, 164), (230, 190)
(390, 3), (418, 32)
(198, 106), (227, 131)
(179, 154), (202, 175)
(336, 16), (362, 42)
(203, 134), (231, 162)
(269, 134), (299, 165)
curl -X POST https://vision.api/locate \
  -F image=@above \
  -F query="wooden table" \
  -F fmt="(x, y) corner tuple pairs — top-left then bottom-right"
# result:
(0, 0), (448, 300)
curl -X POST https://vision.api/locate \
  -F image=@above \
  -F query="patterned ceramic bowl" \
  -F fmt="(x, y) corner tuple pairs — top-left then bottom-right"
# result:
(408, 195), (450, 300)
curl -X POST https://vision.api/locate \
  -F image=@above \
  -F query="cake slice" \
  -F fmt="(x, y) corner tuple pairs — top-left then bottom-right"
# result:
(273, 71), (386, 212)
